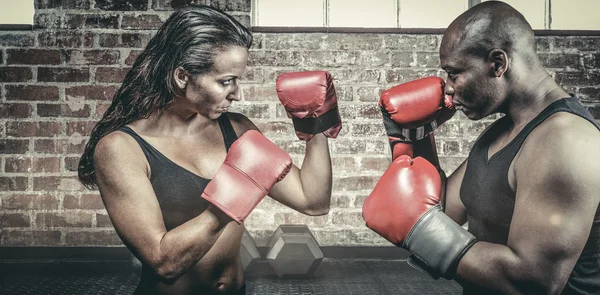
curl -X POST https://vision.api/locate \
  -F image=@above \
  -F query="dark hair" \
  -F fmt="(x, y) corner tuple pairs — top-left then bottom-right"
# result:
(78, 5), (252, 188)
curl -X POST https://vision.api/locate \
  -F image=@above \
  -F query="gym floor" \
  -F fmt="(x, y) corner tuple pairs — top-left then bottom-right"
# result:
(1, 259), (462, 295)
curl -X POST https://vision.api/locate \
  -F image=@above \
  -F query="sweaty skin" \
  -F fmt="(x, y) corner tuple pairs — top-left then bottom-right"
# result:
(94, 46), (333, 294)
(440, 2), (600, 294)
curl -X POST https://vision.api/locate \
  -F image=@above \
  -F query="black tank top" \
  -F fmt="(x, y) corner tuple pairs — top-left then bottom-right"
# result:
(118, 113), (239, 230)
(460, 97), (600, 295)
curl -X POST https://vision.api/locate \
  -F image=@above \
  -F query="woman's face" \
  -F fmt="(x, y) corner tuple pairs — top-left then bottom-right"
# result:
(179, 46), (249, 119)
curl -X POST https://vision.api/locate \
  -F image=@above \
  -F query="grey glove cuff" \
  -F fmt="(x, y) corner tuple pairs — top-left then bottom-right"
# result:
(403, 204), (477, 279)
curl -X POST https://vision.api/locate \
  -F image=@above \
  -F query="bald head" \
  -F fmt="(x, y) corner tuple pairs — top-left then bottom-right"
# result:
(441, 1), (538, 63)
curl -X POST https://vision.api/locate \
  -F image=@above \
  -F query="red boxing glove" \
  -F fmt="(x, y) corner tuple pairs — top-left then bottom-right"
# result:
(362, 155), (476, 279)
(379, 76), (455, 165)
(201, 130), (292, 224)
(276, 71), (342, 141)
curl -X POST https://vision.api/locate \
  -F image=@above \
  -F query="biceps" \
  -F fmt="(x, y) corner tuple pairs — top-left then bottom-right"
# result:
(96, 168), (166, 256)
(444, 160), (468, 225)
(267, 164), (307, 211)
(508, 192), (595, 273)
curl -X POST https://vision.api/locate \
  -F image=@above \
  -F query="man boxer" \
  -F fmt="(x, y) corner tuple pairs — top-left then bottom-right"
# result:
(363, 2), (600, 294)
(79, 5), (339, 294)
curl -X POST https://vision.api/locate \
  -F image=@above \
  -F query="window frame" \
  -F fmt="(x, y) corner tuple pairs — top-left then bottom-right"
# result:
(251, 0), (600, 36)
(0, 0), (35, 30)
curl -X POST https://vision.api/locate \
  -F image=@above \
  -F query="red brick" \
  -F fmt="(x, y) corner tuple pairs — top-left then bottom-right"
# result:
(64, 156), (80, 172)
(273, 212), (328, 227)
(125, 50), (142, 65)
(579, 88), (600, 101)
(0, 139), (29, 154)
(351, 123), (385, 137)
(38, 67), (90, 82)
(66, 85), (118, 101)
(64, 194), (105, 210)
(6, 121), (62, 137)
(360, 157), (391, 172)
(66, 50), (120, 65)
(67, 121), (98, 136)
(122, 14), (163, 30)
(0, 67), (33, 82)
(333, 176), (379, 191)
(36, 0), (90, 9)
(95, 103), (111, 118)
(95, 0), (149, 11)
(1, 194), (59, 210)
(37, 103), (91, 118)
(0, 103), (33, 118)
(33, 176), (84, 191)
(331, 211), (365, 227)
(331, 157), (359, 173)
(96, 213), (113, 227)
(65, 230), (122, 246)
(98, 33), (120, 47)
(38, 31), (92, 48)
(356, 87), (383, 102)
(84, 14), (120, 29)
(207, 0), (251, 12)
(0, 177), (28, 191)
(242, 85), (278, 101)
(6, 49), (61, 65)
(0, 34), (35, 47)
(95, 67), (130, 83)
(253, 121), (294, 137)
(35, 14), (62, 29)
(6, 85), (59, 101)
(34, 138), (87, 154)
(5, 157), (61, 173)
(0, 213), (31, 227)
(1, 230), (62, 246)
(36, 212), (94, 228)
(122, 33), (150, 47)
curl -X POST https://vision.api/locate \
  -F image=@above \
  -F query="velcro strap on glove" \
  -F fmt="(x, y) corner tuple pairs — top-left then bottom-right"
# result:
(291, 106), (340, 135)
(403, 204), (477, 279)
(381, 107), (437, 142)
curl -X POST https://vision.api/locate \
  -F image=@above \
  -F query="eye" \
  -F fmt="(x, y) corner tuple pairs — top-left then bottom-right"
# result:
(221, 79), (232, 86)
(446, 71), (458, 80)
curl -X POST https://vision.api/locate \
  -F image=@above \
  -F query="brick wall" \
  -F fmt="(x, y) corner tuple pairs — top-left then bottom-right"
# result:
(1, 0), (598, 247)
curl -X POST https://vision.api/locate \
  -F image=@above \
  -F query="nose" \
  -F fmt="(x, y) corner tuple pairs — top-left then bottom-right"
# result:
(229, 84), (242, 102)
(444, 83), (455, 96)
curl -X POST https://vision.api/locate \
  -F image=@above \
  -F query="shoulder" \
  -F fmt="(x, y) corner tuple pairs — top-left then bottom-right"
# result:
(225, 112), (260, 135)
(94, 129), (148, 174)
(518, 111), (600, 183)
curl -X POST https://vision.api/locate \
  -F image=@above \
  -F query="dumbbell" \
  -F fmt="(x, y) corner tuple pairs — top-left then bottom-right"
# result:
(240, 227), (261, 271)
(266, 224), (324, 278)
(130, 227), (261, 277)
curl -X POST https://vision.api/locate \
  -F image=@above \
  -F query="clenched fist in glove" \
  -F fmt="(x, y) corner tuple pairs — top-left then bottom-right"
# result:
(362, 155), (477, 279)
(201, 130), (292, 224)
(276, 71), (342, 141)
(379, 77), (455, 167)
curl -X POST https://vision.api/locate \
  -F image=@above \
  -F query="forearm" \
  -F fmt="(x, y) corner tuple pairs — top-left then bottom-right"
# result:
(150, 205), (231, 281)
(298, 133), (332, 215)
(456, 242), (566, 295)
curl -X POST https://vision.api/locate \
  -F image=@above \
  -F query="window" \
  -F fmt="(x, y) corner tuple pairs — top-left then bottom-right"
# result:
(253, 0), (469, 29)
(0, 0), (35, 29)
(253, 0), (600, 31)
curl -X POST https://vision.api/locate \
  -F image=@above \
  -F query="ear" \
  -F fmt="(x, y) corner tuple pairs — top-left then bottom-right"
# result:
(488, 49), (509, 78)
(173, 67), (189, 90)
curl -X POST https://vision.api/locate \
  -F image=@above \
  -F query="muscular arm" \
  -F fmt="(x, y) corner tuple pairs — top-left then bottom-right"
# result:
(229, 113), (332, 216)
(443, 159), (468, 225)
(95, 132), (232, 282)
(455, 115), (600, 294)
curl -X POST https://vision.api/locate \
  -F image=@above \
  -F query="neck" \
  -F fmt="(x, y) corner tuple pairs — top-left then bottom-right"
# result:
(133, 101), (217, 137)
(504, 72), (569, 128)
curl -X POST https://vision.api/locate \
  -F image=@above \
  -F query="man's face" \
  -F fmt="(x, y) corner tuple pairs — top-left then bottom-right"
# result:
(440, 40), (503, 120)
